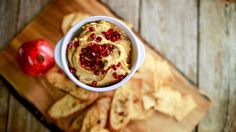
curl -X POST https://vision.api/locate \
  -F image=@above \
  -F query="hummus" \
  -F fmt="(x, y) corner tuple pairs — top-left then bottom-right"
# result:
(67, 20), (131, 87)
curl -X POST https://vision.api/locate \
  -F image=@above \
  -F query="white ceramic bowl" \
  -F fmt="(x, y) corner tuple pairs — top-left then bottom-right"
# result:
(54, 16), (145, 92)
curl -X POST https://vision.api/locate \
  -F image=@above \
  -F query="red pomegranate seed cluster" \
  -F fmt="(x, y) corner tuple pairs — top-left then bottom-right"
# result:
(67, 42), (73, 49)
(67, 26), (126, 87)
(89, 26), (95, 32)
(69, 67), (76, 74)
(102, 28), (121, 42)
(91, 81), (97, 87)
(111, 62), (121, 70)
(79, 43), (114, 74)
(67, 41), (80, 49)
(112, 72), (125, 81)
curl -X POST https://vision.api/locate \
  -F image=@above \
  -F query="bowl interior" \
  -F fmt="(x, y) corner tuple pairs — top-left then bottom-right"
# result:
(60, 16), (139, 92)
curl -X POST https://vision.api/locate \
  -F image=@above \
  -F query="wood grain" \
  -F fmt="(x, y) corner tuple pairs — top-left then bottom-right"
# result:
(101, 0), (140, 30)
(7, 95), (50, 132)
(140, 0), (198, 83)
(17, 0), (50, 31)
(0, 0), (50, 131)
(0, 0), (211, 131)
(198, 0), (236, 132)
(0, 0), (19, 48)
(0, 81), (9, 132)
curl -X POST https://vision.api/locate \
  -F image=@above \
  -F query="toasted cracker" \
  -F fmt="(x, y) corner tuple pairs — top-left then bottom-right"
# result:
(99, 91), (115, 98)
(90, 126), (110, 132)
(110, 82), (133, 131)
(174, 95), (197, 121)
(46, 68), (99, 100)
(61, 12), (90, 34)
(80, 105), (100, 132)
(153, 87), (181, 116)
(136, 51), (157, 93)
(142, 94), (156, 110)
(67, 112), (85, 132)
(154, 60), (175, 91)
(62, 13), (77, 34)
(96, 97), (111, 128)
(48, 94), (98, 119)
(46, 67), (76, 91)
(153, 87), (196, 121)
(130, 78), (145, 120)
(70, 12), (90, 27)
(68, 97), (111, 132)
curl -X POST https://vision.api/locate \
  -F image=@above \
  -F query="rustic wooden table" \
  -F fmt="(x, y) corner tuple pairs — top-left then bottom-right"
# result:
(0, 0), (235, 132)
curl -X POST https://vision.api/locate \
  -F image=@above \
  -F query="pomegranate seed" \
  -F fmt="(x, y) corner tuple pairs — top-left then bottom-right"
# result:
(88, 43), (93, 47)
(96, 36), (102, 42)
(94, 70), (99, 75)
(105, 35), (110, 40)
(98, 45), (102, 51)
(80, 54), (85, 58)
(95, 57), (99, 64)
(89, 27), (95, 31)
(108, 29), (113, 34)
(98, 61), (104, 68)
(112, 72), (119, 79)
(82, 48), (87, 53)
(113, 31), (118, 35)
(67, 42), (73, 49)
(117, 34), (121, 39)
(90, 33), (96, 39)
(102, 31), (108, 36)
(81, 64), (86, 68)
(86, 61), (91, 66)
(69, 67), (75, 73)
(112, 65), (117, 70)
(116, 62), (121, 67)
(102, 49), (110, 57)
(91, 52), (96, 57)
(91, 81), (97, 87)
(101, 70), (107, 75)
(91, 66), (95, 70)
(80, 58), (85, 63)
(118, 75), (125, 80)
(111, 37), (116, 42)
(74, 41), (79, 47)
(109, 45), (114, 50)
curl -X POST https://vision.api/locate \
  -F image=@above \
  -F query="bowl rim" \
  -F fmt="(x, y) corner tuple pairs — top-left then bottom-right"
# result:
(60, 16), (140, 92)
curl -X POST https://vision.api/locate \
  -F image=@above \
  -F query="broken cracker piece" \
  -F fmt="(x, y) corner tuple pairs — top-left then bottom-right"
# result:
(153, 87), (181, 116)
(155, 60), (175, 91)
(153, 87), (196, 121)
(48, 94), (98, 119)
(174, 95), (197, 121)
(142, 94), (156, 110)
(61, 12), (90, 34)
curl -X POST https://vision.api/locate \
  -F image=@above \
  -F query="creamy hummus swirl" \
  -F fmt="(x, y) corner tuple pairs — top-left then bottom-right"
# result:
(67, 20), (131, 87)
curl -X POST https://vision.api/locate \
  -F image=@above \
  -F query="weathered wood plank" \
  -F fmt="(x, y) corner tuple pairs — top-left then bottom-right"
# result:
(5, 0), (50, 132)
(198, 0), (236, 132)
(0, 82), (9, 132)
(140, 0), (198, 84)
(17, 0), (50, 31)
(0, 0), (19, 131)
(7, 95), (50, 132)
(101, 0), (140, 30)
(0, 0), (19, 48)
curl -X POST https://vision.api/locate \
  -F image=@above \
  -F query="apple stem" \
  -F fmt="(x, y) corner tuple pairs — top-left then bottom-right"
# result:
(37, 55), (44, 63)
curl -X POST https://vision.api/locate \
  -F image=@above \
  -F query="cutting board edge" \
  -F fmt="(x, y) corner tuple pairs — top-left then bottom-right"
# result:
(0, 0), (212, 131)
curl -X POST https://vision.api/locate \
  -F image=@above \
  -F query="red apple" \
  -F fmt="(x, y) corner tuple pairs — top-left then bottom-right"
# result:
(17, 39), (55, 76)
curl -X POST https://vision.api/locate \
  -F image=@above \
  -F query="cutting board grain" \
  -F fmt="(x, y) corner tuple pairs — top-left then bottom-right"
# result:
(0, 0), (212, 131)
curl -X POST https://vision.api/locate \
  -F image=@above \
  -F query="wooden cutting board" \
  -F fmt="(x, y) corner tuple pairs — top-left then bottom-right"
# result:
(0, 0), (212, 131)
